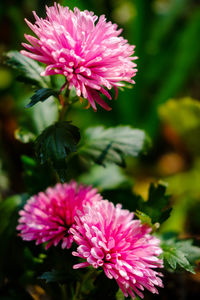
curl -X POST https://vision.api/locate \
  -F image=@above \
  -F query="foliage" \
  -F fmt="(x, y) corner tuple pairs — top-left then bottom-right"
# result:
(6, 51), (51, 88)
(136, 182), (172, 225)
(159, 97), (200, 155)
(102, 182), (172, 230)
(26, 88), (59, 108)
(160, 234), (200, 273)
(78, 164), (131, 190)
(79, 126), (150, 167)
(35, 121), (80, 182)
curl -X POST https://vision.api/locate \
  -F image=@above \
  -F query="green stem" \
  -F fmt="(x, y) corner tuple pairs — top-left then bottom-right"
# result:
(72, 281), (81, 300)
(58, 89), (70, 121)
(73, 269), (100, 300)
(60, 284), (69, 300)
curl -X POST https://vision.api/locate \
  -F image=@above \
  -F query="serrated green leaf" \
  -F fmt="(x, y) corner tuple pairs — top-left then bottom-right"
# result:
(35, 121), (80, 182)
(26, 88), (59, 108)
(6, 51), (50, 88)
(160, 237), (200, 273)
(137, 182), (172, 225)
(135, 210), (154, 227)
(79, 126), (150, 167)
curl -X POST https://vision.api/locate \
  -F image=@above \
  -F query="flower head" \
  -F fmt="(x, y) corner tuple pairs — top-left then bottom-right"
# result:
(21, 3), (137, 111)
(71, 200), (163, 299)
(17, 181), (102, 249)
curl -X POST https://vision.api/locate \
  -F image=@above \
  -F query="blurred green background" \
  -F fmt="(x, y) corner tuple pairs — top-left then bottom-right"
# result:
(0, 0), (200, 299)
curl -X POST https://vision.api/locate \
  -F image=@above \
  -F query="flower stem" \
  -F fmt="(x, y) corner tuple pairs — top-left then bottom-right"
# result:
(72, 269), (100, 299)
(58, 88), (70, 121)
(60, 284), (69, 300)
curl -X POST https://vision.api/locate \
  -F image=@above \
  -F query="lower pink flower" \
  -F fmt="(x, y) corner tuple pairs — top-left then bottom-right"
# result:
(71, 200), (163, 299)
(17, 181), (102, 249)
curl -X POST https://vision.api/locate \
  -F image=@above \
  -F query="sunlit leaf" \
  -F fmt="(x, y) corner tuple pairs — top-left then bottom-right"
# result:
(6, 51), (50, 88)
(79, 126), (150, 167)
(78, 164), (131, 190)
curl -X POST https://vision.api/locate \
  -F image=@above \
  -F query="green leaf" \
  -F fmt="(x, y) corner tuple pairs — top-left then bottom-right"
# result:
(26, 88), (59, 108)
(102, 188), (138, 213)
(135, 210), (154, 227)
(160, 236), (200, 273)
(35, 121), (80, 182)
(137, 182), (172, 225)
(79, 126), (150, 167)
(6, 51), (50, 88)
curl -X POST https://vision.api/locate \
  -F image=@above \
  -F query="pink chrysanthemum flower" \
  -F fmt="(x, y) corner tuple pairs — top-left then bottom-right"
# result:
(17, 181), (102, 249)
(71, 200), (163, 299)
(21, 3), (137, 111)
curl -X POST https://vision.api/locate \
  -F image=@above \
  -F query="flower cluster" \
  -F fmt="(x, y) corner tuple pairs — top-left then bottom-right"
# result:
(17, 181), (102, 249)
(18, 182), (163, 298)
(17, 4), (163, 299)
(21, 3), (137, 111)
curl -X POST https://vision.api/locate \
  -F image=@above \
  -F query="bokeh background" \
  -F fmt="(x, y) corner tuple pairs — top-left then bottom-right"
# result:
(0, 0), (200, 299)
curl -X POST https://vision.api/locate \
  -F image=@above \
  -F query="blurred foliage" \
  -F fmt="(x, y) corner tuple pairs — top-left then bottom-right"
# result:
(159, 97), (200, 155)
(78, 164), (132, 190)
(0, 0), (200, 299)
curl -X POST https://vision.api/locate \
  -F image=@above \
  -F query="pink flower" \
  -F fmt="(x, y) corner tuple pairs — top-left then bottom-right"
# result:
(21, 3), (137, 111)
(17, 181), (102, 249)
(71, 200), (163, 299)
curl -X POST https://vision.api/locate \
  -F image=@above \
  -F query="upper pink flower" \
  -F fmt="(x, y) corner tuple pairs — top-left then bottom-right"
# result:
(21, 3), (137, 111)
(71, 200), (163, 299)
(17, 181), (102, 249)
